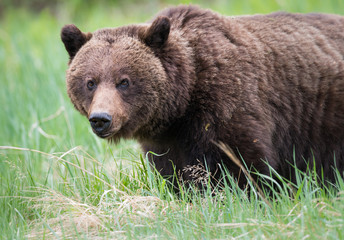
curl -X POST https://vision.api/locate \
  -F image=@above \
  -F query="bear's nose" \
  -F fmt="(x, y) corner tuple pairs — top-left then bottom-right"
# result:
(89, 112), (112, 136)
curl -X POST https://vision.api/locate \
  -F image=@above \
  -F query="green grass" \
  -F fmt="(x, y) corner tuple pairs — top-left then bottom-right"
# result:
(1, 0), (344, 239)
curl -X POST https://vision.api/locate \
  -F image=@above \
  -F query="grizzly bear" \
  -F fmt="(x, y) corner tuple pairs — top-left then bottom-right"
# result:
(61, 5), (344, 187)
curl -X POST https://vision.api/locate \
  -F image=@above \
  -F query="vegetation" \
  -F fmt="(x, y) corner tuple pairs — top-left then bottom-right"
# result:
(1, 0), (344, 239)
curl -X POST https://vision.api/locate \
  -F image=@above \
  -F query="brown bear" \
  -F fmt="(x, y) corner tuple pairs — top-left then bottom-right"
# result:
(61, 5), (344, 187)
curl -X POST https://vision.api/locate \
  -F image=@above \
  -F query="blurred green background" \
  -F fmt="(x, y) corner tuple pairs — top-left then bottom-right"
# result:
(1, 0), (343, 149)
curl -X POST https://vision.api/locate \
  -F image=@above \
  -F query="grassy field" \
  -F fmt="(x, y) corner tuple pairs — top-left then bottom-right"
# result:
(1, 0), (344, 239)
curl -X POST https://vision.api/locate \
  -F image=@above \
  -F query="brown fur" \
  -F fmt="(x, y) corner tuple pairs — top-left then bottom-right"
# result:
(61, 5), (344, 186)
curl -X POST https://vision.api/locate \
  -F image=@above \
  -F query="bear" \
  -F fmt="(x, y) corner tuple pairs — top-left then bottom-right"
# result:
(61, 5), (344, 188)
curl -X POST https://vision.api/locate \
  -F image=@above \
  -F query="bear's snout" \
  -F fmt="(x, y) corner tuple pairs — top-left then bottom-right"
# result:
(89, 112), (112, 137)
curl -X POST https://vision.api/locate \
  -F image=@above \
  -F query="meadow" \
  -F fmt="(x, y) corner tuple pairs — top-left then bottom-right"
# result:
(1, 0), (344, 239)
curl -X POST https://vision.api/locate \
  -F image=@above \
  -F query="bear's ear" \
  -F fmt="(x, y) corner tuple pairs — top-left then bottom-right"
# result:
(140, 16), (170, 48)
(61, 24), (92, 60)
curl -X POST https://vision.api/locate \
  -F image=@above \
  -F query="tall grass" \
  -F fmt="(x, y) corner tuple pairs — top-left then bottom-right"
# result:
(1, 0), (344, 239)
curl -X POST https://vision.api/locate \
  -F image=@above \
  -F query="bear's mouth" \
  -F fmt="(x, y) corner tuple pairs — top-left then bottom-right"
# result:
(95, 132), (113, 139)
(92, 127), (123, 140)
(89, 115), (130, 141)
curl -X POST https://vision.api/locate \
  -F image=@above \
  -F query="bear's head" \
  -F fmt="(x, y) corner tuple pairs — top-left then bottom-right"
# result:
(61, 17), (193, 142)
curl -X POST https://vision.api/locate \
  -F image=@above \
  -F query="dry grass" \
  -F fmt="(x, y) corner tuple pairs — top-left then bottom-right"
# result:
(25, 186), (180, 239)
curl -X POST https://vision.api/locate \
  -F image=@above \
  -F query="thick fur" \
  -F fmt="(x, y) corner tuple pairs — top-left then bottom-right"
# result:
(61, 5), (344, 186)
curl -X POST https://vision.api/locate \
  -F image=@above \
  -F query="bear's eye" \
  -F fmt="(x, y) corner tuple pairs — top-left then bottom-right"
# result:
(117, 78), (130, 89)
(87, 80), (97, 90)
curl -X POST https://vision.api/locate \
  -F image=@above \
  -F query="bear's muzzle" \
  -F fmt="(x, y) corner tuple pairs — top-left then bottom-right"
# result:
(89, 112), (112, 137)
